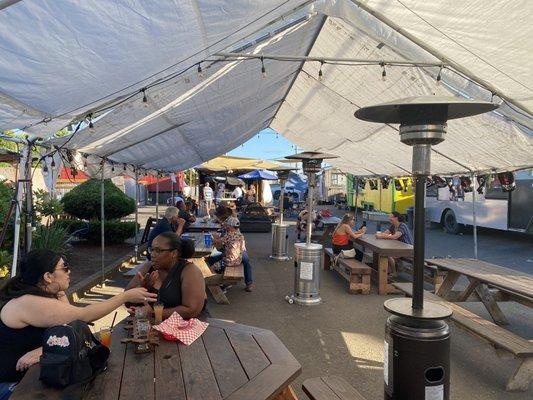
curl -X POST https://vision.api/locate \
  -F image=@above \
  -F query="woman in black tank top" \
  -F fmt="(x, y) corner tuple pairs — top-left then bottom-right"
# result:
(133, 232), (207, 320)
(0, 250), (157, 394)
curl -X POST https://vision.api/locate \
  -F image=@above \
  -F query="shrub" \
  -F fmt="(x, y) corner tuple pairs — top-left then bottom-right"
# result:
(32, 224), (71, 255)
(61, 179), (135, 221)
(34, 189), (63, 223)
(87, 221), (137, 245)
(0, 250), (12, 279)
(0, 181), (14, 247)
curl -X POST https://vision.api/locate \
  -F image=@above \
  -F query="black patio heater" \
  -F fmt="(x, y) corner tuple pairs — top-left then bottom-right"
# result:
(284, 151), (337, 305)
(355, 96), (498, 400)
(270, 166), (297, 261)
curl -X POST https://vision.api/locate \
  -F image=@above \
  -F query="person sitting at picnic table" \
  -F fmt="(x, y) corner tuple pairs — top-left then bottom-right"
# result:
(207, 215), (254, 292)
(296, 209), (322, 241)
(231, 184), (244, 200)
(375, 211), (413, 275)
(146, 207), (186, 255)
(176, 200), (196, 229)
(126, 232), (208, 320)
(0, 250), (157, 397)
(332, 213), (366, 261)
(246, 184), (256, 203)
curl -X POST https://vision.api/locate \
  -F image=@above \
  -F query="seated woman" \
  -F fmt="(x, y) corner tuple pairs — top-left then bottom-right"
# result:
(331, 213), (366, 261)
(126, 232), (208, 320)
(0, 249), (156, 398)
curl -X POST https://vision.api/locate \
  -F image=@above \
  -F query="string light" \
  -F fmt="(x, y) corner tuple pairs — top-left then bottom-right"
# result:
(141, 88), (148, 105)
(111, 164), (115, 173)
(88, 114), (94, 131)
(318, 60), (324, 81)
(197, 62), (203, 78)
(261, 56), (266, 78)
(50, 157), (56, 168)
(42, 164), (49, 175)
(380, 62), (387, 82)
(123, 163), (127, 171)
(436, 66), (443, 86)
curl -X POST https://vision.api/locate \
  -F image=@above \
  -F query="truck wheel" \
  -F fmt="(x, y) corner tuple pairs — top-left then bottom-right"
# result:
(443, 209), (461, 234)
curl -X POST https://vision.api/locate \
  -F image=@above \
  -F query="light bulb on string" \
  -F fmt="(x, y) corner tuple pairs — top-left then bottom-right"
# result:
(318, 60), (324, 81)
(50, 157), (56, 168)
(88, 114), (95, 131)
(197, 62), (203, 79)
(141, 88), (148, 106)
(42, 163), (49, 176)
(111, 164), (115, 173)
(261, 56), (266, 79)
(436, 66), (443, 86)
(380, 62), (387, 82)
(123, 164), (127, 171)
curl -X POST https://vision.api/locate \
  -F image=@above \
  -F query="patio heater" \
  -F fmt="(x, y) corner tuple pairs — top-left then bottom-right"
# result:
(284, 151), (337, 305)
(355, 96), (498, 400)
(270, 166), (296, 261)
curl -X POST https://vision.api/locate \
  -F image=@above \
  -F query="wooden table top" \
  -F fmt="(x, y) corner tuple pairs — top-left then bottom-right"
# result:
(187, 220), (221, 232)
(12, 319), (301, 400)
(182, 232), (214, 257)
(426, 258), (533, 299)
(355, 234), (413, 257)
(321, 216), (341, 226)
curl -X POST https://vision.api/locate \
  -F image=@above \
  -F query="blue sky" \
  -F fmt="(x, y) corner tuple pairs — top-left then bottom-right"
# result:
(227, 128), (299, 160)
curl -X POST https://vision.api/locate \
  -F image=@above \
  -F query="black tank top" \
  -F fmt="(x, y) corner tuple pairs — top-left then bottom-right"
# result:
(157, 260), (207, 316)
(0, 317), (45, 382)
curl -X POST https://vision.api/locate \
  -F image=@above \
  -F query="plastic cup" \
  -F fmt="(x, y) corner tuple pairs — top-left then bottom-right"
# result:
(100, 327), (112, 348)
(154, 303), (164, 324)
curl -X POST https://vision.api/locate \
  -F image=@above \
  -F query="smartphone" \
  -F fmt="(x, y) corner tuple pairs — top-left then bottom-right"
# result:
(362, 221), (367, 227)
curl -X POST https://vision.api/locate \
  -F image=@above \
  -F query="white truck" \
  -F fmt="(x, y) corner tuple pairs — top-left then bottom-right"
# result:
(426, 170), (533, 234)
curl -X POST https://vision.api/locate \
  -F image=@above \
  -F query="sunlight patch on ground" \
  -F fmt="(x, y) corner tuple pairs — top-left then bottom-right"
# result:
(341, 331), (384, 370)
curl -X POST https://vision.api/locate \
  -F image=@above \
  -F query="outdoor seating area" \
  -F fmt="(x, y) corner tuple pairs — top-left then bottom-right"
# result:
(0, 2), (532, 400)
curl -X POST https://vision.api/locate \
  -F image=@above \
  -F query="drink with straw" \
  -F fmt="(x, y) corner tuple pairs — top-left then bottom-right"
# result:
(100, 327), (112, 348)
(154, 303), (164, 324)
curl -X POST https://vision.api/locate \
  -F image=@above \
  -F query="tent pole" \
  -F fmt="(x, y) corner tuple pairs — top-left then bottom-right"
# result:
(354, 176), (359, 218)
(379, 178), (382, 212)
(349, 0), (525, 112)
(471, 173), (478, 259)
(24, 141), (34, 253)
(100, 167), (105, 287)
(134, 168), (139, 263)
(11, 149), (27, 276)
(171, 173), (174, 205)
(155, 173), (159, 219)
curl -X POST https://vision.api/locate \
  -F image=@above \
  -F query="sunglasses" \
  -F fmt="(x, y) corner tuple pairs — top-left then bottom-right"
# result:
(148, 247), (177, 255)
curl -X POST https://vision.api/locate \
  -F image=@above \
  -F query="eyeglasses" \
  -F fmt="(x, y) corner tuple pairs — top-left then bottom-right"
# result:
(148, 247), (176, 255)
(55, 263), (71, 273)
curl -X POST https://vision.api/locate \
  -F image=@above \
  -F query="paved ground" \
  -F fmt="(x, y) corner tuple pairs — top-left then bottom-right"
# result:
(83, 205), (532, 399)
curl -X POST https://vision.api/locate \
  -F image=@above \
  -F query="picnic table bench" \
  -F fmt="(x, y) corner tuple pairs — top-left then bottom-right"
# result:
(393, 282), (533, 391)
(186, 232), (245, 305)
(395, 258), (447, 293)
(302, 376), (367, 400)
(323, 248), (371, 294)
(11, 319), (301, 400)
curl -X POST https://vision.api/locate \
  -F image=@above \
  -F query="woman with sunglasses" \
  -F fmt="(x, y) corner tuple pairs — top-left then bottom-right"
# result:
(332, 213), (366, 260)
(0, 249), (157, 398)
(127, 232), (207, 320)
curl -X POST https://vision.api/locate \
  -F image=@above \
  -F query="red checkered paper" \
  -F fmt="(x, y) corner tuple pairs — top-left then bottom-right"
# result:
(152, 312), (208, 345)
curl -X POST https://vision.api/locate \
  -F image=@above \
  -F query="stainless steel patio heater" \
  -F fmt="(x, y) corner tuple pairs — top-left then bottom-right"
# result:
(355, 96), (498, 400)
(270, 166), (297, 261)
(284, 151), (337, 305)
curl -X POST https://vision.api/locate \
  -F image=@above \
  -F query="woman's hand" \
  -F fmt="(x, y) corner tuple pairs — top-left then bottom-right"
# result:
(16, 347), (42, 371)
(123, 287), (157, 304)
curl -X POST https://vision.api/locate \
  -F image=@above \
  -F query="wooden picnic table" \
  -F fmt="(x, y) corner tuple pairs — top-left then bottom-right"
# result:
(317, 216), (341, 242)
(187, 219), (221, 232)
(425, 258), (533, 325)
(182, 232), (214, 257)
(354, 234), (413, 295)
(11, 319), (301, 400)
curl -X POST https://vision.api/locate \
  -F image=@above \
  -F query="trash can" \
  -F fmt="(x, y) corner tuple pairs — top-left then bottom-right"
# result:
(407, 207), (414, 229)
(385, 315), (450, 400)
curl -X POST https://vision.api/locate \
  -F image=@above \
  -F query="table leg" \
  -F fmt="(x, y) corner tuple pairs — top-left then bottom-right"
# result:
(320, 226), (333, 242)
(506, 358), (533, 392)
(435, 270), (461, 299)
(456, 277), (480, 302)
(378, 255), (388, 295)
(475, 283), (509, 325)
(274, 385), (299, 400)
(207, 285), (230, 305)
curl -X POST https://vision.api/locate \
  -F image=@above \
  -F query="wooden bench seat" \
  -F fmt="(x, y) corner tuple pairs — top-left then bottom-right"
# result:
(395, 258), (446, 293)
(205, 264), (245, 305)
(324, 248), (371, 295)
(393, 282), (533, 391)
(302, 376), (367, 400)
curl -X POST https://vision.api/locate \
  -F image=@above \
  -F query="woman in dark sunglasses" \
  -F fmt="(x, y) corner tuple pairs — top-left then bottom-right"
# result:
(0, 249), (157, 397)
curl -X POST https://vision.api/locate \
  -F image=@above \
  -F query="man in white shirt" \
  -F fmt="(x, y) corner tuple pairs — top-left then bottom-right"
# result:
(203, 182), (214, 211)
(231, 184), (244, 199)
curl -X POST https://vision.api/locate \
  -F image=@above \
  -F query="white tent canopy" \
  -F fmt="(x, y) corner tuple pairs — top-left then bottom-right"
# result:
(0, 0), (531, 176)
